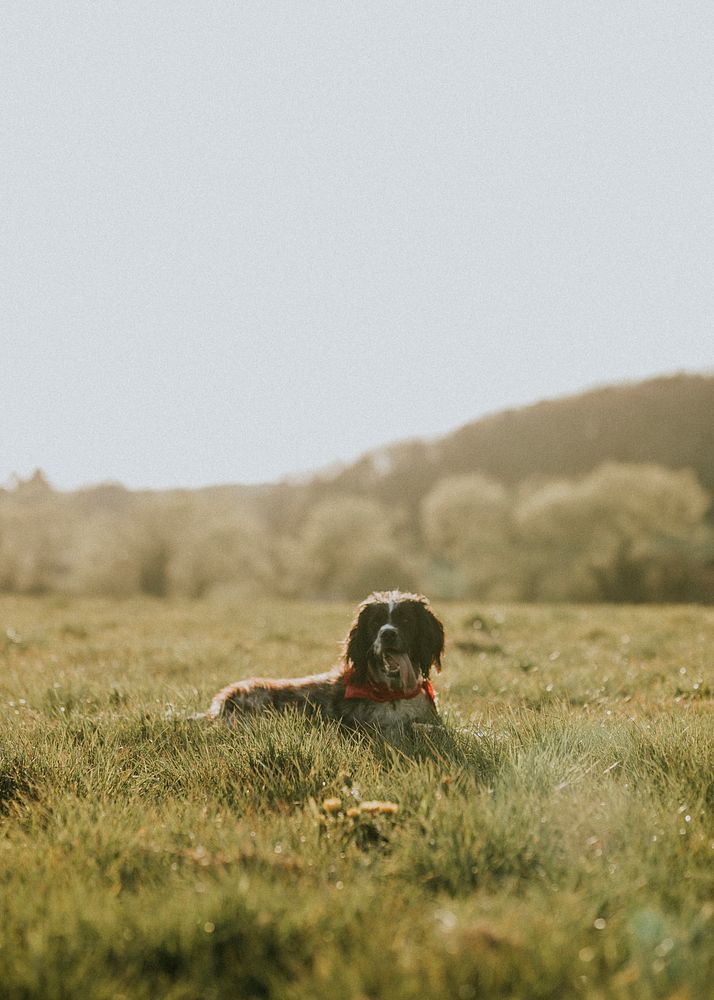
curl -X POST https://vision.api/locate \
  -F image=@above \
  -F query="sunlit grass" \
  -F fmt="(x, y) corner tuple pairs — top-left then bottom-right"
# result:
(1, 596), (713, 998)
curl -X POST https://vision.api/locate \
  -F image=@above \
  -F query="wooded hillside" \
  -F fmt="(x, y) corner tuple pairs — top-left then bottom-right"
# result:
(2, 373), (713, 601)
(299, 372), (714, 524)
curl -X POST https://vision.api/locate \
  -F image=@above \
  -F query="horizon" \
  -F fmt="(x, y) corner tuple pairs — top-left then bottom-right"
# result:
(6, 367), (710, 494)
(4, 5), (713, 492)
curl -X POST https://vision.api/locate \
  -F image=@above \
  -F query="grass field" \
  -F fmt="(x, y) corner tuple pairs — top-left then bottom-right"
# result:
(1, 596), (713, 999)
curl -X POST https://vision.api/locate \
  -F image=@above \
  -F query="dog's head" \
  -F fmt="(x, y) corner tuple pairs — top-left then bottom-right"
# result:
(344, 591), (445, 693)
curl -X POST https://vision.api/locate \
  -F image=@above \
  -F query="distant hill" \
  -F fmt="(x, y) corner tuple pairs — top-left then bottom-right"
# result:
(275, 372), (714, 529)
(4, 372), (713, 602)
(10, 372), (713, 529)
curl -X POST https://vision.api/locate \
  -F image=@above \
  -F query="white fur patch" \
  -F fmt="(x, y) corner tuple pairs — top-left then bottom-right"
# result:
(348, 690), (437, 734)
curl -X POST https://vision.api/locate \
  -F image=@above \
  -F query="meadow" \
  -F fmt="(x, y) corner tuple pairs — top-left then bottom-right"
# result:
(0, 595), (712, 1000)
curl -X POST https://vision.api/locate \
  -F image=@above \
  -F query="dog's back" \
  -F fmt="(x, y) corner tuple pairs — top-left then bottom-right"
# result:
(208, 668), (342, 722)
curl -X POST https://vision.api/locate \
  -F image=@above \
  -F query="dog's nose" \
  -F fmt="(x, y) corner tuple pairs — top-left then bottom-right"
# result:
(378, 624), (401, 648)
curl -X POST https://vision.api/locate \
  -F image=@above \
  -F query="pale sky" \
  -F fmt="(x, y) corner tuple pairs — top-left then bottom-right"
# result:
(3, 2), (713, 491)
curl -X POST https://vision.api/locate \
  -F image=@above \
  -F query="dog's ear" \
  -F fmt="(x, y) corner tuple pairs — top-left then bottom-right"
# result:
(344, 602), (372, 682)
(416, 602), (445, 677)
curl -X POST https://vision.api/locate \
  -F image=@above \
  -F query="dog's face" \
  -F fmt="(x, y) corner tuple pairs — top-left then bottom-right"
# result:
(345, 591), (445, 692)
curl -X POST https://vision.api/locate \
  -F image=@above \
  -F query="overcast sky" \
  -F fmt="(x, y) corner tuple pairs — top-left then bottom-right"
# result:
(2, 2), (712, 491)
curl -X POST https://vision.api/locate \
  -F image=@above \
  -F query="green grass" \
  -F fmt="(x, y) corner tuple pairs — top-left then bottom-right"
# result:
(1, 596), (712, 1000)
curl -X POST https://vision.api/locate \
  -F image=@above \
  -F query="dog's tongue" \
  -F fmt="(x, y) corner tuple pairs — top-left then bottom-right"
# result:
(385, 652), (419, 693)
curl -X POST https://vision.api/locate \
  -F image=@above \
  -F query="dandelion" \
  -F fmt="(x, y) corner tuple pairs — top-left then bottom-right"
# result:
(358, 801), (399, 815)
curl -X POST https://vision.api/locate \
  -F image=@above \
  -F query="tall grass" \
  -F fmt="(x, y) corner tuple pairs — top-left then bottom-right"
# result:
(1, 596), (712, 998)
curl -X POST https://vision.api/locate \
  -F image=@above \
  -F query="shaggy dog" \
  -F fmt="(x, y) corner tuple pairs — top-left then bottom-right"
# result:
(206, 591), (445, 734)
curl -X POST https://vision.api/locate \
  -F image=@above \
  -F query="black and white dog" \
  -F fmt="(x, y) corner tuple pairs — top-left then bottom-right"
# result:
(205, 591), (445, 734)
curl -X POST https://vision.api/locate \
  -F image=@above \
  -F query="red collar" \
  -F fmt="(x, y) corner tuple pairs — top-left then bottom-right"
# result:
(343, 667), (436, 707)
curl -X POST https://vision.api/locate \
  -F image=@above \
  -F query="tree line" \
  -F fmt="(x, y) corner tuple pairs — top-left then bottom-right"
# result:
(1, 462), (712, 603)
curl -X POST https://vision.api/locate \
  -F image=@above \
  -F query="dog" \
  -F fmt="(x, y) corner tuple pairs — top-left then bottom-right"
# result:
(205, 591), (445, 734)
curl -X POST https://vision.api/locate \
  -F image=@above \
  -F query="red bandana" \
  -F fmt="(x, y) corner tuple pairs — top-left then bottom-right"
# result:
(343, 667), (436, 707)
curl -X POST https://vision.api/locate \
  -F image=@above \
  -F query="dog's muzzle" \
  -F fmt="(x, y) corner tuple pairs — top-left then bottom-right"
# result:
(373, 625), (419, 692)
